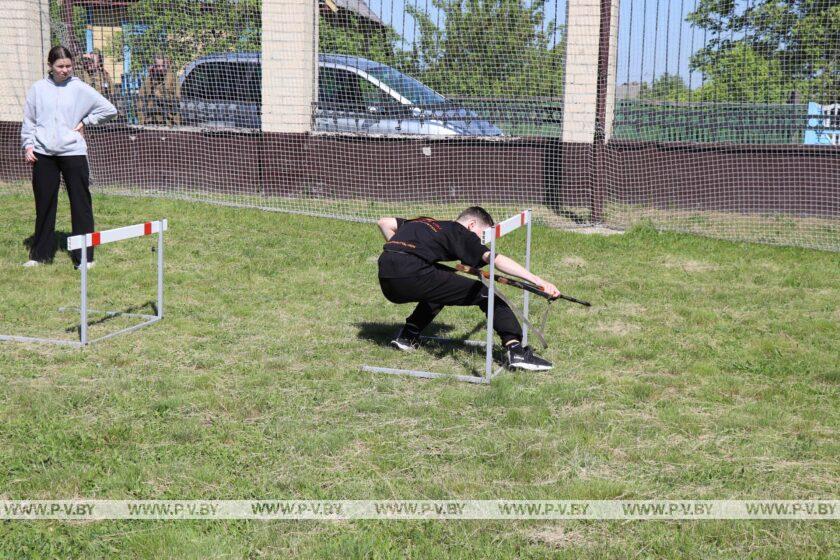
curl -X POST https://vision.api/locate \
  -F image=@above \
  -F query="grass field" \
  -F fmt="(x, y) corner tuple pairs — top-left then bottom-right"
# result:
(6, 179), (837, 252)
(0, 192), (837, 558)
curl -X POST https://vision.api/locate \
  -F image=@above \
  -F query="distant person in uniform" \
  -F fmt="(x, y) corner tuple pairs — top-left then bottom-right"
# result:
(136, 55), (180, 126)
(20, 45), (117, 269)
(78, 50), (115, 100)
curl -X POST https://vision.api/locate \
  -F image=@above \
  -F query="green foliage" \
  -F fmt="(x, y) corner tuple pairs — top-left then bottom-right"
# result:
(318, 14), (413, 69)
(116, 0), (261, 70)
(408, 0), (566, 98)
(688, 0), (840, 103)
(48, 1), (87, 53)
(639, 73), (691, 102)
(694, 43), (789, 103)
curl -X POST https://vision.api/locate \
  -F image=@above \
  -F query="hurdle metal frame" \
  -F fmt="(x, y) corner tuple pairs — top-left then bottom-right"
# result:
(0, 219), (168, 347)
(362, 210), (533, 385)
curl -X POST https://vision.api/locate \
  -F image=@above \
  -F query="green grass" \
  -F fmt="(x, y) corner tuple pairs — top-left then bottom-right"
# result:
(605, 206), (840, 253)
(0, 192), (837, 559)
(5, 180), (836, 252)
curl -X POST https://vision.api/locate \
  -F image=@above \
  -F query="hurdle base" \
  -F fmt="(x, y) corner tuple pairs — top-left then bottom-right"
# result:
(85, 316), (162, 345)
(419, 335), (486, 347)
(0, 313), (162, 347)
(363, 337), (504, 385)
(58, 306), (162, 345)
(425, 336), (507, 380)
(0, 334), (82, 347)
(59, 306), (158, 321)
(361, 365), (490, 385)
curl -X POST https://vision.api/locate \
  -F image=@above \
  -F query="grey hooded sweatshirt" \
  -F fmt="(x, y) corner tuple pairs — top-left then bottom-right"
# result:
(21, 75), (117, 156)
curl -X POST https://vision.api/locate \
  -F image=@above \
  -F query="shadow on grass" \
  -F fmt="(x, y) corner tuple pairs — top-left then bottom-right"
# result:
(63, 300), (158, 334)
(552, 206), (591, 225)
(23, 231), (75, 264)
(354, 321), (505, 377)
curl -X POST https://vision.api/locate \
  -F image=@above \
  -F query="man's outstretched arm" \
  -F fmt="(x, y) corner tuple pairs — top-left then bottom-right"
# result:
(483, 252), (561, 298)
(377, 217), (400, 241)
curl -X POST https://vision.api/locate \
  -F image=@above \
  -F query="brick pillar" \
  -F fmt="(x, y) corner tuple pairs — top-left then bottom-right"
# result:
(0, 0), (51, 122)
(562, 0), (601, 143)
(562, 0), (620, 223)
(602, 0), (621, 140)
(262, 0), (317, 133)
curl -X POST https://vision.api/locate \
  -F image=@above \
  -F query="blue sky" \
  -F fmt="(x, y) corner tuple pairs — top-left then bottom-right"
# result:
(617, 0), (710, 87)
(367, 0), (566, 50)
(359, 0), (720, 87)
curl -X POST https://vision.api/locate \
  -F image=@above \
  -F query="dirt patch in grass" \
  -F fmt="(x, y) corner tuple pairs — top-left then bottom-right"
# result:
(562, 256), (588, 269)
(663, 256), (719, 273)
(528, 526), (592, 549)
(613, 303), (648, 318)
(596, 321), (641, 336)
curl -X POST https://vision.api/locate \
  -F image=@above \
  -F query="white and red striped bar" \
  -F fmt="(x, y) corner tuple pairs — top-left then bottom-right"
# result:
(482, 210), (531, 244)
(67, 219), (168, 251)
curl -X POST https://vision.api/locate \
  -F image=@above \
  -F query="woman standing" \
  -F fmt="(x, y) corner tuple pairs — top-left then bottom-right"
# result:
(20, 45), (117, 269)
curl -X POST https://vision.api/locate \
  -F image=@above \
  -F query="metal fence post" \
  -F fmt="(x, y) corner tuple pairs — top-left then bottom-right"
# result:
(523, 211), (532, 347)
(484, 236), (497, 382)
(157, 219), (165, 318)
(80, 239), (88, 345)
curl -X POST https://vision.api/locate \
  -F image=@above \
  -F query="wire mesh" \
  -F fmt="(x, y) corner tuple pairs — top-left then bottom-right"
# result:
(1, 0), (837, 251)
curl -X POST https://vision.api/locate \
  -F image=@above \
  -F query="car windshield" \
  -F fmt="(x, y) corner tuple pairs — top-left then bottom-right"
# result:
(363, 65), (446, 107)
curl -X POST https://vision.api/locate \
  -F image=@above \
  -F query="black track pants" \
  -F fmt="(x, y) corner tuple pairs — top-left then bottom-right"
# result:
(30, 154), (94, 265)
(379, 267), (522, 345)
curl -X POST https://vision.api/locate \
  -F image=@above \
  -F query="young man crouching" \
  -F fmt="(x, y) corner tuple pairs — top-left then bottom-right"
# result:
(376, 207), (559, 371)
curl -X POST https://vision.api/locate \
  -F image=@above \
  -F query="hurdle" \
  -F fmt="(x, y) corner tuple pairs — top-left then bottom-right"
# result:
(0, 219), (168, 347)
(362, 210), (533, 385)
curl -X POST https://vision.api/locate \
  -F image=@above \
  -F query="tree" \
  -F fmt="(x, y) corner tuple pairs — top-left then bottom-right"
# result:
(318, 13), (409, 69)
(694, 43), (788, 103)
(688, 0), (839, 103)
(115, 2), (410, 74)
(640, 73), (691, 101)
(110, 0), (261, 71)
(408, 0), (566, 98)
(49, 0), (86, 54)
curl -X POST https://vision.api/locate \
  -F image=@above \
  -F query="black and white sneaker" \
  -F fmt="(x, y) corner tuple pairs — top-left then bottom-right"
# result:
(506, 344), (553, 371)
(390, 327), (420, 352)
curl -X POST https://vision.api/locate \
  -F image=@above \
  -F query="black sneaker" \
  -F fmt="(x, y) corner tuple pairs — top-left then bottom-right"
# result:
(390, 327), (420, 352)
(506, 344), (553, 371)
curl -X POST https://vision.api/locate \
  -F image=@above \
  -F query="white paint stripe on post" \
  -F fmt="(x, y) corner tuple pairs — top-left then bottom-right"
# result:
(483, 210), (531, 244)
(67, 219), (168, 251)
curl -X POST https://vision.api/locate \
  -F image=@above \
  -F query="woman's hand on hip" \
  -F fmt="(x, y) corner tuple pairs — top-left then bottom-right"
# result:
(24, 147), (37, 164)
(74, 122), (85, 137)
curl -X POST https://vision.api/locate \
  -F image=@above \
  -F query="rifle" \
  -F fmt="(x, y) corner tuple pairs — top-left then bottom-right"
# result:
(454, 264), (591, 307)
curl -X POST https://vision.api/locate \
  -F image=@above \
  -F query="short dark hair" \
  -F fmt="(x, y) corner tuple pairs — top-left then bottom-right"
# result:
(48, 45), (74, 65)
(457, 206), (494, 227)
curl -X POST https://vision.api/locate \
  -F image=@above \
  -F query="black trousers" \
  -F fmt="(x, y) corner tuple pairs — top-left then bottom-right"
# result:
(379, 266), (522, 345)
(30, 154), (94, 265)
